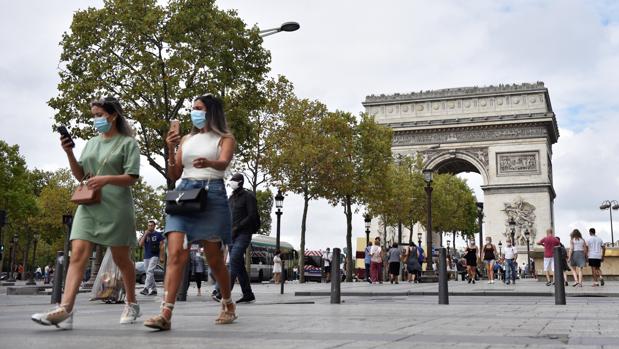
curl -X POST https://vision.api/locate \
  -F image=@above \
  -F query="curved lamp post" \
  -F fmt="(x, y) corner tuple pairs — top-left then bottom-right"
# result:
(423, 169), (434, 271)
(600, 200), (619, 246)
(259, 21), (300, 37)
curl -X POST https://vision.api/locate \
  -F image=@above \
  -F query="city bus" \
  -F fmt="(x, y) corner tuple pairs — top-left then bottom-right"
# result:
(249, 234), (296, 283)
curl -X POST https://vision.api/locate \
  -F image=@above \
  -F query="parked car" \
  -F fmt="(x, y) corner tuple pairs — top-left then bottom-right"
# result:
(135, 261), (165, 284)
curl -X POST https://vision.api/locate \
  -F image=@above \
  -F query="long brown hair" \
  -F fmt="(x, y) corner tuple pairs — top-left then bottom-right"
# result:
(191, 94), (233, 139)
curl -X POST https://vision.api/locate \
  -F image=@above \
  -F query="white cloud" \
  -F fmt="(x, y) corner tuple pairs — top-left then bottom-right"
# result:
(1, 0), (618, 251)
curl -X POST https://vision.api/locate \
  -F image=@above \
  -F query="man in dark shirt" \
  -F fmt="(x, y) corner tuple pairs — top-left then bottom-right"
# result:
(138, 220), (164, 296)
(226, 173), (259, 303)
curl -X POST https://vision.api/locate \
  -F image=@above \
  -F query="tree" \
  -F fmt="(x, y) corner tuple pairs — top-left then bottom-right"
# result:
(235, 76), (294, 192)
(0, 141), (38, 272)
(321, 112), (393, 281)
(265, 98), (330, 283)
(48, 0), (271, 189)
(255, 189), (273, 236)
(132, 179), (165, 233)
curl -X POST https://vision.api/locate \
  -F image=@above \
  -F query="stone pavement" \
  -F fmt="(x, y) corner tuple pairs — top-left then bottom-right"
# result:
(1, 279), (618, 349)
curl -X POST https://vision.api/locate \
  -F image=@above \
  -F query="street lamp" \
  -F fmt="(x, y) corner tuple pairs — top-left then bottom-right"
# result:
(26, 232), (40, 285)
(417, 232), (422, 246)
(423, 168), (434, 271)
(8, 233), (18, 282)
(0, 210), (5, 273)
(524, 229), (531, 277)
(259, 21), (300, 37)
(364, 214), (371, 246)
(274, 190), (285, 294)
(446, 239), (451, 256)
(498, 241), (503, 257)
(62, 214), (73, 285)
(476, 202), (484, 250)
(508, 217), (516, 245)
(600, 200), (619, 246)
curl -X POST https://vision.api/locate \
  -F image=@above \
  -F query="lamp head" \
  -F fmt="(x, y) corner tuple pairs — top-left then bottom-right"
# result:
(422, 169), (433, 183)
(524, 229), (530, 238)
(280, 22), (300, 32)
(275, 190), (284, 209)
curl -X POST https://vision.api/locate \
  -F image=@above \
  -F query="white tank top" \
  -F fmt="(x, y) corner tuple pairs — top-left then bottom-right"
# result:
(181, 132), (225, 180)
(572, 238), (585, 251)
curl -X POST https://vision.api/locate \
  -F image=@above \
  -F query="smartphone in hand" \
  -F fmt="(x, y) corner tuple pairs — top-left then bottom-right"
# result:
(170, 119), (180, 134)
(58, 125), (75, 148)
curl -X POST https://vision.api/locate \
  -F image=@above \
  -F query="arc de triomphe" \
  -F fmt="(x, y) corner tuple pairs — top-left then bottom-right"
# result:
(363, 82), (559, 249)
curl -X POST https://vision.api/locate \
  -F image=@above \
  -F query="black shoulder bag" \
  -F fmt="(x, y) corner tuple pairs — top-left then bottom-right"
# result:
(165, 187), (208, 215)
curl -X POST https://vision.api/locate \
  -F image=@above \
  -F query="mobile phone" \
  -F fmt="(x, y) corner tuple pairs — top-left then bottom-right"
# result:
(58, 125), (75, 148)
(170, 119), (180, 134)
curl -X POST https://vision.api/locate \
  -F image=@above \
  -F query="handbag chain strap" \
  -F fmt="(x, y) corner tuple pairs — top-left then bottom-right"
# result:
(82, 136), (123, 183)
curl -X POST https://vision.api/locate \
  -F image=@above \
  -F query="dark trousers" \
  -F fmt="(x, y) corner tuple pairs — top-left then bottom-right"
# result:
(229, 233), (253, 297)
(365, 263), (371, 281)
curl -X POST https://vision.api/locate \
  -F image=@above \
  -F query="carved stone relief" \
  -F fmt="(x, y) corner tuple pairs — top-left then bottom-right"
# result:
(392, 125), (548, 146)
(496, 151), (540, 176)
(503, 198), (537, 245)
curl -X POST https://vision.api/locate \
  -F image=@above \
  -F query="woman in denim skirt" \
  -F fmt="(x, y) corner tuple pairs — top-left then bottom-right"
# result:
(144, 94), (236, 330)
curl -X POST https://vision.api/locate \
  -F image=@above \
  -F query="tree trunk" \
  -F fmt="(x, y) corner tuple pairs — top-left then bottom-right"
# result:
(345, 196), (354, 282)
(299, 193), (310, 283)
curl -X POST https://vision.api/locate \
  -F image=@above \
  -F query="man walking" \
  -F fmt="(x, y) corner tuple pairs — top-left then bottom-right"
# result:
(364, 242), (372, 283)
(323, 248), (332, 283)
(537, 228), (560, 286)
(587, 228), (606, 286)
(227, 173), (258, 303)
(139, 219), (164, 296)
(503, 239), (518, 285)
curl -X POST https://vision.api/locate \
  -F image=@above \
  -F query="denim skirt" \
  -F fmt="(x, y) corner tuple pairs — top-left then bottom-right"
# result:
(570, 250), (586, 268)
(164, 179), (231, 245)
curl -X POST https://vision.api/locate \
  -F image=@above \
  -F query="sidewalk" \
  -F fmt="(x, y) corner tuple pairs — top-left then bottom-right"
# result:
(1, 280), (618, 348)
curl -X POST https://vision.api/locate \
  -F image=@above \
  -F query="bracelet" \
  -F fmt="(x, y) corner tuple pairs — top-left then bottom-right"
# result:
(167, 161), (175, 167)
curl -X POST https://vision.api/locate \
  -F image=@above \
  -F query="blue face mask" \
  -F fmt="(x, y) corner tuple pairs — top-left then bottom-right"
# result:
(191, 110), (207, 129)
(94, 116), (112, 133)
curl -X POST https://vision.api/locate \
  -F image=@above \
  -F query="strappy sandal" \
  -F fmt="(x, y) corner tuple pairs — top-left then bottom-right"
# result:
(215, 299), (237, 325)
(144, 302), (174, 331)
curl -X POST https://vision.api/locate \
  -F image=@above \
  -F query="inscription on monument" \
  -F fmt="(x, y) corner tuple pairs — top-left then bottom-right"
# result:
(392, 126), (548, 146)
(496, 151), (540, 176)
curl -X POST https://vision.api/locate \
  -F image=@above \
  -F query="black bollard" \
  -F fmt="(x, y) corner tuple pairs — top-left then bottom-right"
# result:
(176, 258), (191, 301)
(553, 246), (566, 305)
(50, 251), (64, 304)
(438, 247), (449, 305)
(330, 248), (341, 304)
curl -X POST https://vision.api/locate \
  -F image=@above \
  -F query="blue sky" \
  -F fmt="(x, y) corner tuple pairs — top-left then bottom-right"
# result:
(0, 0), (618, 250)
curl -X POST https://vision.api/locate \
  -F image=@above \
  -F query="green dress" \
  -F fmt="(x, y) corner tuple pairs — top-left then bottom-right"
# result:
(70, 134), (140, 247)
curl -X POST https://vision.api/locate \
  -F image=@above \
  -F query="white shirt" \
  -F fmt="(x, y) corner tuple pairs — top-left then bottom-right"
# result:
(370, 245), (383, 263)
(572, 238), (586, 251)
(588, 236), (604, 259)
(504, 246), (518, 260)
(181, 132), (225, 180)
(323, 251), (332, 266)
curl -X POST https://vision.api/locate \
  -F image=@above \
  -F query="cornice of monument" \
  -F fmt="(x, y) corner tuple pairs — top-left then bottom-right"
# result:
(363, 82), (547, 105)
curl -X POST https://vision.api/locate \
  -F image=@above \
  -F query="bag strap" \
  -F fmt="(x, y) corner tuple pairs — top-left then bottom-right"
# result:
(82, 136), (123, 181)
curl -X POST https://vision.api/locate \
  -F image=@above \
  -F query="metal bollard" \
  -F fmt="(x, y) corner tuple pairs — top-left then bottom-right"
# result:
(438, 247), (449, 305)
(330, 248), (341, 304)
(50, 251), (64, 304)
(553, 246), (566, 305)
(176, 258), (191, 301)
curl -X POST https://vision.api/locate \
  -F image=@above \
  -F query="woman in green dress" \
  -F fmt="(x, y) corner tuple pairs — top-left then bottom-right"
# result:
(32, 97), (142, 329)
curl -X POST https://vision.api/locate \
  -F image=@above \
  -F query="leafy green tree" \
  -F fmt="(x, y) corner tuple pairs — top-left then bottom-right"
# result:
(255, 189), (273, 236)
(321, 112), (393, 281)
(48, 0), (271, 188)
(0, 141), (38, 272)
(265, 98), (330, 283)
(132, 179), (165, 233)
(235, 76), (294, 192)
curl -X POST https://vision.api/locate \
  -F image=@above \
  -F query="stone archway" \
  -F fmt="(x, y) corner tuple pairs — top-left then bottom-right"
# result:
(363, 82), (559, 248)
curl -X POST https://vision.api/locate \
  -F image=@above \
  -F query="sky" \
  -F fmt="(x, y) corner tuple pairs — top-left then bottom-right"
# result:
(1, 0), (618, 252)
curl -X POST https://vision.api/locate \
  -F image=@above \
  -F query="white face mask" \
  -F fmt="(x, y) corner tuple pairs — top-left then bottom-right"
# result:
(229, 180), (240, 190)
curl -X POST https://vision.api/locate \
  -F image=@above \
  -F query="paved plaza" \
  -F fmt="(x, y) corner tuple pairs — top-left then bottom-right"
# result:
(1, 279), (619, 348)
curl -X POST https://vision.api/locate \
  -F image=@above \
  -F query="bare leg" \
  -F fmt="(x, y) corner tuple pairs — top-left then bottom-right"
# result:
(60, 240), (94, 312)
(162, 233), (190, 319)
(110, 246), (137, 304)
(571, 266), (578, 284)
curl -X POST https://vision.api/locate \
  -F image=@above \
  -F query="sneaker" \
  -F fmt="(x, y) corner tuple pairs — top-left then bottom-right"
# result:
(472, 279), (475, 284)
(468, 279), (471, 284)
(140, 288), (149, 295)
(119, 303), (141, 324)
(211, 291), (222, 303)
(31, 305), (73, 329)
(148, 289), (158, 296)
(546, 281), (552, 286)
(236, 294), (256, 304)
(565, 281), (569, 286)
(600, 278), (605, 286)
(505, 281), (510, 285)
